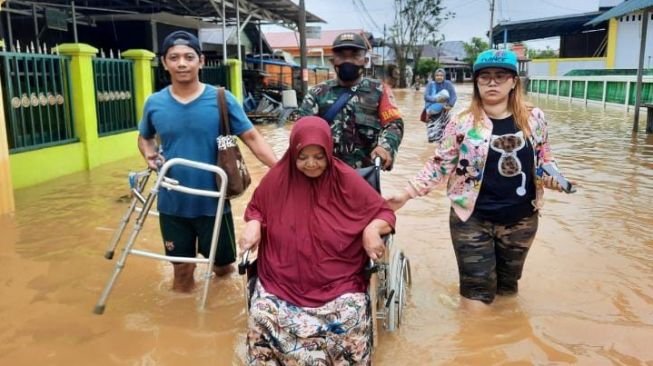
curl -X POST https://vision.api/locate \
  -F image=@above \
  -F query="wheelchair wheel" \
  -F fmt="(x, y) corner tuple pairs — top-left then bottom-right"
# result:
(397, 254), (411, 325)
(385, 249), (403, 331)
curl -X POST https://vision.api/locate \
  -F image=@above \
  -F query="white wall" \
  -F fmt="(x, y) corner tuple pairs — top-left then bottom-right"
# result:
(557, 59), (606, 75)
(600, 0), (623, 8)
(529, 62), (550, 77)
(615, 11), (653, 69)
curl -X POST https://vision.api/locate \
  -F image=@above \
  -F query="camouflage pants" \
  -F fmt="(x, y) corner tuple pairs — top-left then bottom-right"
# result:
(449, 209), (539, 304)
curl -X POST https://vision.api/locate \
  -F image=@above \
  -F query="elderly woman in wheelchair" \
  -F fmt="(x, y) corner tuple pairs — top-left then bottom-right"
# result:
(238, 116), (397, 365)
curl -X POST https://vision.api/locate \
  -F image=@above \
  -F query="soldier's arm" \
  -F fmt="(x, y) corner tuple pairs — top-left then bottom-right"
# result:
(379, 117), (404, 159)
(377, 84), (404, 160)
(298, 87), (319, 116)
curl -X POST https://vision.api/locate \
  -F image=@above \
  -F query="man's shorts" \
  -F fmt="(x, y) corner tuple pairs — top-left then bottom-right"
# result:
(159, 212), (236, 266)
(449, 209), (538, 304)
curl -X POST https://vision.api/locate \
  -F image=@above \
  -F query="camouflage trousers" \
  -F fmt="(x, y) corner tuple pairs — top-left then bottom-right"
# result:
(449, 209), (539, 304)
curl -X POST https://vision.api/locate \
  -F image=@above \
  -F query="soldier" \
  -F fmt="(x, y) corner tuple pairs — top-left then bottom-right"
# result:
(298, 32), (404, 170)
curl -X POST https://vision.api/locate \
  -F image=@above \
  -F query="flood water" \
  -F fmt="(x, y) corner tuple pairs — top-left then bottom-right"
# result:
(1, 85), (652, 365)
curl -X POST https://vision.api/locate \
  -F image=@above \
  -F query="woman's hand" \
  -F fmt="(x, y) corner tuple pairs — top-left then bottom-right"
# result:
(238, 220), (261, 255)
(384, 191), (411, 211)
(363, 226), (385, 261)
(362, 219), (392, 261)
(543, 175), (578, 192)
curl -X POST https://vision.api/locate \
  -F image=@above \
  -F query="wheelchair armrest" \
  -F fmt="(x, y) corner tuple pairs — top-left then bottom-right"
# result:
(364, 234), (391, 277)
(364, 259), (378, 276)
(238, 249), (251, 275)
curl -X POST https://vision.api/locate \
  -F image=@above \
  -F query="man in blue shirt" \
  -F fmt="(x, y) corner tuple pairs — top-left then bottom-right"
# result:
(138, 31), (277, 292)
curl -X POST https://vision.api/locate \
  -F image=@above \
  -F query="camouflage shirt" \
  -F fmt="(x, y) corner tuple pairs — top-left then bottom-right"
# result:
(298, 77), (404, 169)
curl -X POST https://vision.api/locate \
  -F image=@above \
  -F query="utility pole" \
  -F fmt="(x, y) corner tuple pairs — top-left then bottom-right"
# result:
(298, 0), (308, 97)
(382, 24), (386, 77)
(633, 8), (649, 132)
(488, 0), (495, 48)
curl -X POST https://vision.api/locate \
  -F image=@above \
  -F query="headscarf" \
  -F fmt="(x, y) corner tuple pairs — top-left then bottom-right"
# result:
(244, 116), (395, 307)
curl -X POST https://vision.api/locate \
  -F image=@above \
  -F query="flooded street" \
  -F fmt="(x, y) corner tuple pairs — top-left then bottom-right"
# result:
(1, 85), (652, 365)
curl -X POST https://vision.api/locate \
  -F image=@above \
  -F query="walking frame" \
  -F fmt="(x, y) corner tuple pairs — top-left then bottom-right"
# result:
(94, 158), (228, 315)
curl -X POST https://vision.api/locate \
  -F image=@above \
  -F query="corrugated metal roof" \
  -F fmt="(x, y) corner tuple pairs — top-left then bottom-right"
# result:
(4, 0), (325, 25)
(586, 0), (653, 25)
(492, 11), (605, 44)
(266, 29), (364, 49)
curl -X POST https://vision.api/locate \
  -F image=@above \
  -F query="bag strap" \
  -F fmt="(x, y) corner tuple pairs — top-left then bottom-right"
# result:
(322, 88), (355, 123)
(217, 87), (230, 136)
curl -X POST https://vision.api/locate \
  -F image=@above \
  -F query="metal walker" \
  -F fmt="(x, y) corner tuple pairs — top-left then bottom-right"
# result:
(94, 158), (228, 315)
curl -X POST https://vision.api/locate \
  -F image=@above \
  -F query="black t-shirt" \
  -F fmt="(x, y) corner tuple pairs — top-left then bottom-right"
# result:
(473, 115), (536, 223)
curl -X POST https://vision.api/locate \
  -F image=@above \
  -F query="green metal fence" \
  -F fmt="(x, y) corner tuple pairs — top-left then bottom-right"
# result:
(559, 80), (570, 96)
(201, 64), (230, 87)
(0, 51), (75, 152)
(547, 80), (558, 95)
(606, 81), (626, 104)
(151, 62), (229, 92)
(587, 81), (603, 101)
(528, 76), (653, 108)
(93, 57), (137, 135)
(571, 81), (585, 99)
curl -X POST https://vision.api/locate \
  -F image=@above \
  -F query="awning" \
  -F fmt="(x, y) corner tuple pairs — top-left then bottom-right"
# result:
(2, 0), (325, 26)
(491, 11), (606, 44)
(586, 0), (653, 25)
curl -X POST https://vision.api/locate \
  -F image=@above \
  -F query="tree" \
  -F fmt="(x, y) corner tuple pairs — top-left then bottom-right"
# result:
(416, 58), (440, 79)
(527, 46), (557, 59)
(389, 0), (453, 88)
(463, 37), (489, 65)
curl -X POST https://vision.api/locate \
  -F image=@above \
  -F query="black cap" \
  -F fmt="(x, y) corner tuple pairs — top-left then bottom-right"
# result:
(161, 30), (202, 56)
(332, 32), (368, 51)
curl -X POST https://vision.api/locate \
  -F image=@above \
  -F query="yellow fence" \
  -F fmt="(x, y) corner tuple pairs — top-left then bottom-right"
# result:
(0, 43), (244, 214)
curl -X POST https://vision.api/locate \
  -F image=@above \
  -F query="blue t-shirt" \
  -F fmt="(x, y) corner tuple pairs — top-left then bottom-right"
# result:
(138, 84), (253, 218)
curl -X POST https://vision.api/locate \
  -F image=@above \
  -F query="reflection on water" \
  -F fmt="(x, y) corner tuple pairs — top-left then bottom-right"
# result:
(1, 86), (652, 365)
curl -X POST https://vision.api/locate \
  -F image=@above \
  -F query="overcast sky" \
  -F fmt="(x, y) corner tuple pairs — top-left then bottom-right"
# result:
(266, 0), (604, 50)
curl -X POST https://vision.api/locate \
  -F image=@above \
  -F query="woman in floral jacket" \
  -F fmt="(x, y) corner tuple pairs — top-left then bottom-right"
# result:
(387, 49), (571, 310)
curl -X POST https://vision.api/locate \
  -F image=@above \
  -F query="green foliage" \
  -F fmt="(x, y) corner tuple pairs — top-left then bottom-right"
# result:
(463, 37), (489, 65)
(527, 47), (557, 59)
(416, 58), (440, 78)
(389, 0), (454, 87)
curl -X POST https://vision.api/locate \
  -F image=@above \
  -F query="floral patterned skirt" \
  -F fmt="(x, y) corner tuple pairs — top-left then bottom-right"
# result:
(246, 280), (371, 365)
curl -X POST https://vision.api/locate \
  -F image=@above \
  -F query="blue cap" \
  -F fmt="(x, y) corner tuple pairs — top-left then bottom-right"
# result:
(473, 49), (518, 74)
(161, 30), (202, 56)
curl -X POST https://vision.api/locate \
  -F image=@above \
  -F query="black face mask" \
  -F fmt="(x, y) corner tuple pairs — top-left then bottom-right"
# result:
(336, 62), (363, 82)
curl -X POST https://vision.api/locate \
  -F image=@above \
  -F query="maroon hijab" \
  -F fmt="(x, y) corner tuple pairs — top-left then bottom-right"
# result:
(244, 116), (395, 307)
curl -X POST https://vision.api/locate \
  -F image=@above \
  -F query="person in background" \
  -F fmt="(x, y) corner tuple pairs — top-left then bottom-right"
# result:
(137, 30), (277, 292)
(299, 32), (404, 171)
(423, 68), (457, 143)
(386, 49), (573, 311)
(239, 116), (395, 364)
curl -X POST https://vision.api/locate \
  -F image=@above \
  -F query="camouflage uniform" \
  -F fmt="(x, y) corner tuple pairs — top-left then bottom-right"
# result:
(298, 78), (404, 169)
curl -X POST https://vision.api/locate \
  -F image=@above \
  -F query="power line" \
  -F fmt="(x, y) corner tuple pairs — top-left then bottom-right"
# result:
(351, 0), (376, 33)
(353, 0), (383, 33)
(536, 0), (588, 13)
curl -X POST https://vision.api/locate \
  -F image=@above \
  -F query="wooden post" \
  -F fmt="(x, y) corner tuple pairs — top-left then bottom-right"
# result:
(633, 8), (650, 132)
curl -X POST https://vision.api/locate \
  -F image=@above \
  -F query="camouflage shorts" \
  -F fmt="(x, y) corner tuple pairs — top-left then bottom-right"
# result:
(449, 209), (539, 304)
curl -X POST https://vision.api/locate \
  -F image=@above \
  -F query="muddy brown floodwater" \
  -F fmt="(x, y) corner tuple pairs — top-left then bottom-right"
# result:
(1, 85), (652, 365)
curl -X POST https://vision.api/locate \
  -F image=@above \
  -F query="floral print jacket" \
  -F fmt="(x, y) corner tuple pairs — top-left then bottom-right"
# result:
(407, 107), (555, 222)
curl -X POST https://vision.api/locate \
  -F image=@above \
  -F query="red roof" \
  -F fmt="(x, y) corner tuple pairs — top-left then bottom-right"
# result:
(266, 29), (365, 49)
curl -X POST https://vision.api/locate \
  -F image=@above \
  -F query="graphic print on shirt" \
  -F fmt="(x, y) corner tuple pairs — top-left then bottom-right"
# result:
(490, 130), (527, 196)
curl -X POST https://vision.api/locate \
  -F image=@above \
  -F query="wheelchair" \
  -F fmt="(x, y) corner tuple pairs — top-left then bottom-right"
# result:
(238, 157), (411, 347)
